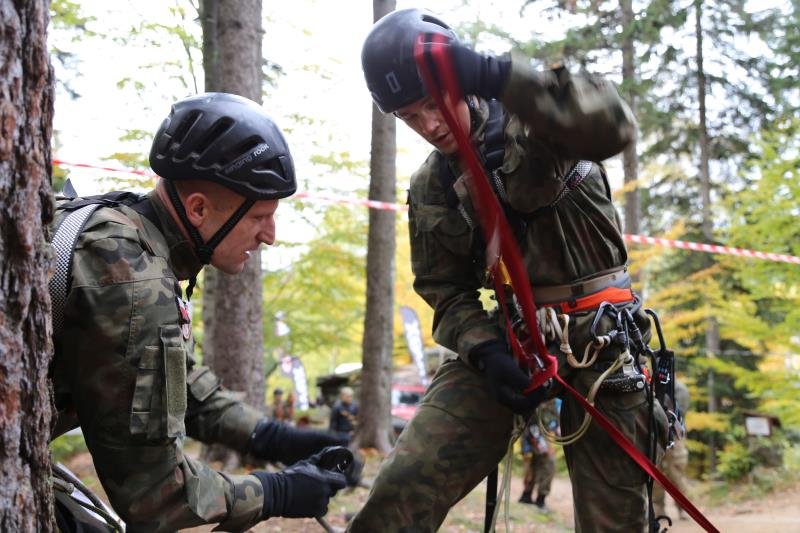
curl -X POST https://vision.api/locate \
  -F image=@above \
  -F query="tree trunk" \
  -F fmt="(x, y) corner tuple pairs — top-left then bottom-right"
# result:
(199, 0), (266, 469)
(353, 0), (397, 455)
(620, 0), (640, 243)
(0, 0), (55, 528)
(695, 0), (719, 472)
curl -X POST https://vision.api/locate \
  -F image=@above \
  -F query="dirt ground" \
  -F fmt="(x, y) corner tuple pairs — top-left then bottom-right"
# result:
(64, 446), (800, 532)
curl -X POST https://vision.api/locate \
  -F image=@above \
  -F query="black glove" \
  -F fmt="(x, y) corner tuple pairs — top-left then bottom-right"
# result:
(252, 447), (348, 519)
(344, 450), (365, 487)
(249, 418), (348, 466)
(469, 340), (547, 415)
(423, 35), (511, 100)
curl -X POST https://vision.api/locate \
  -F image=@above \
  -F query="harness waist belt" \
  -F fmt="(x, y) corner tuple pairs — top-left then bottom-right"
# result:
(544, 286), (634, 314)
(534, 268), (633, 314)
(532, 267), (629, 305)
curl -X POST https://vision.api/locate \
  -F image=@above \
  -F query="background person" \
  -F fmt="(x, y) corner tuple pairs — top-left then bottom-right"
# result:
(329, 386), (359, 441)
(270, 388), (287, 421)
(653, 379), (691, 520)
(519, 400), (559, 511)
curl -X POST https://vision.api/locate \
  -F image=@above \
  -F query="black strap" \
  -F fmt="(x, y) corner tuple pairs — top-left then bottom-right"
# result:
(437, 99), (507, 208)
(482, 100), (505, 173)
(127, 195), (163, 234)
(484, 467), (498, 533)
(57, 191), (162, 232)
(57, 191), (144, 212)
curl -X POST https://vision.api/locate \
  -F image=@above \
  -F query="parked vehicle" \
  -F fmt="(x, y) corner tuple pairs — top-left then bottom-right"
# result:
(391, 383), (427, 435)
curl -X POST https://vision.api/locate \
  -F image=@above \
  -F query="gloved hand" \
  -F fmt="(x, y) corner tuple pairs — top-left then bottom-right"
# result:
(345, 450), (365, 488)
(469, 340), (547, 415)
(249, 418), (348, 466)
(421, 34), (511, 100)
(252, 448), (347, 519)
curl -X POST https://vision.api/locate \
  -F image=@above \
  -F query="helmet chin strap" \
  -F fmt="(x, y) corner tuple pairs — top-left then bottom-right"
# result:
(164, 179), (255, 298)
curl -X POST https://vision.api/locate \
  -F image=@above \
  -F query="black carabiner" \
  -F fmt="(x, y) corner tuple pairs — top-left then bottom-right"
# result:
(645, 308), (667, 353)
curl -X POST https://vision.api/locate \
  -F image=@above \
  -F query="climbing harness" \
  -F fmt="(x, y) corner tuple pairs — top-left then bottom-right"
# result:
(414, 34), (719, 533)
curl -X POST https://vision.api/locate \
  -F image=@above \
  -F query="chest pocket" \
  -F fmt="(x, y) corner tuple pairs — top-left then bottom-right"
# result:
(130, 324), (188, 440)
(410, 204), (475, 277)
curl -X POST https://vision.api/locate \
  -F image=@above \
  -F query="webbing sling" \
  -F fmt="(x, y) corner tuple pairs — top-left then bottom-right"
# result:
(413, 34), (719, 533)
(50, 204), (103, 336)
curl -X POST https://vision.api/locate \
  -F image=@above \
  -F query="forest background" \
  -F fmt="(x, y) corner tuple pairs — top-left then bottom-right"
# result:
(46, 0), (800, 496)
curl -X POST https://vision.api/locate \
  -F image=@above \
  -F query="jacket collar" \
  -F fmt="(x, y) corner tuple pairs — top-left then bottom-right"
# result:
(146, 190), (204, 281)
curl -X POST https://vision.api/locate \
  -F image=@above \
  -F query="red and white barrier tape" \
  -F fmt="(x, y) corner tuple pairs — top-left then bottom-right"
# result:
(53, 158), (800, 265)
(624, 234), (800, 265)
(294, 191), (406, 212)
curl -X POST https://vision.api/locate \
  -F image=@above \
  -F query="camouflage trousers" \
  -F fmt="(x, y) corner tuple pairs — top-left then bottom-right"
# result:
(523, 451), (555, 497)
(652, 438), (689, 517)
(348, 354), (667, 533)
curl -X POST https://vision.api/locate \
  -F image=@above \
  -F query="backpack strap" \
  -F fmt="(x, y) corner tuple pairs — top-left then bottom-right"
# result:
(49, 191), (161, 337)
(548, 160), (594, 207)
(49, 203), (103, 336)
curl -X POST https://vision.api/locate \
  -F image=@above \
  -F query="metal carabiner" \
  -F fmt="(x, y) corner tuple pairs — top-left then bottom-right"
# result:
(589, 301), (619, 340)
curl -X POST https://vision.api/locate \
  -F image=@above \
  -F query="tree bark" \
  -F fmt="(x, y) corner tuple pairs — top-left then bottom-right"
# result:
(0, 0), (55, 529)
(353, 0), (397, 455)
(199, 0), (266, 469)
(695, 0), (719, 472)
(620, 0), (640, 243)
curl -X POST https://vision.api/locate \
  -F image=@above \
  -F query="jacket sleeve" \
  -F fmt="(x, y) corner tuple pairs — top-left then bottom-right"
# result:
(500, 52), (637, 162)
(61, 222), (263, 532)
(407, 183), (505, 360)
(184, 364), (263, 452)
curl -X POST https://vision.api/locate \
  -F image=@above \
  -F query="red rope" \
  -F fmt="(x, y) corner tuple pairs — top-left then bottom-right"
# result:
(413, 33), (719, 533)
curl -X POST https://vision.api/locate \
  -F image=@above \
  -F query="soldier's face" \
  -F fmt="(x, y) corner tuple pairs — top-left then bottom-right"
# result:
(395, 95), (471, 155)
(201, 196), (279, 275)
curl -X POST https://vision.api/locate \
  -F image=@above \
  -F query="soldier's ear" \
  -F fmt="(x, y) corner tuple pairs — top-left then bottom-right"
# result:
(183, 192), (211, 227)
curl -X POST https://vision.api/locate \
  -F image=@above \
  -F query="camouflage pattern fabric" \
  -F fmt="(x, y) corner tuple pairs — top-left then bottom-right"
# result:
(348, 359), (513, 532)
(523, 452), (555, 498)
(349, 55), (667, 532)
(51, 191), (265, 532)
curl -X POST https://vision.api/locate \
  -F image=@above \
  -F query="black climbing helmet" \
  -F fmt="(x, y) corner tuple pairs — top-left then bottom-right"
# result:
(361, 8), (457, 113)
(149, 92), (296, 200)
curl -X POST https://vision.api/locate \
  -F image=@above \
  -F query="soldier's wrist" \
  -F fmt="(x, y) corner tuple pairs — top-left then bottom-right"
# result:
(468, 339), (507, 371)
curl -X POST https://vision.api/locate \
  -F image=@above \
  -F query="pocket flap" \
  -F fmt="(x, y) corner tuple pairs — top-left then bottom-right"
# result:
(187, 366), (221, 403)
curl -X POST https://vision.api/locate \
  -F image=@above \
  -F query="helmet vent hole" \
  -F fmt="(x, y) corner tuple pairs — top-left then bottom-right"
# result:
(169, 110), (202, 152)
(194, 117), (234, 157)
(236, 137), (263, 158)
(421, 14), (449, 29)
(252, 159), (282, 175)
(216, 137), (263, 167)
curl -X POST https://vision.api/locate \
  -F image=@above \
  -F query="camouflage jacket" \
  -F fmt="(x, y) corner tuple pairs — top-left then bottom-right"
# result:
(407, 55), (635, 361)
(51, 191), (264, 532)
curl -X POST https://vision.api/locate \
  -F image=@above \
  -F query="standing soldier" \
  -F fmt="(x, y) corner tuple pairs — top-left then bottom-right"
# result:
(519, 400), (559, 511)
(329, 386), (359, 441)
(270, 387), (287, 421)
(653, 379), (691, 520)
(50, 93), (350, 531)
(349, 8), (668, 532)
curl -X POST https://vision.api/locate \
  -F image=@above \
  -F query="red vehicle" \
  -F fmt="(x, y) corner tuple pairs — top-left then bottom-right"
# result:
(391, 383), (427, 435)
